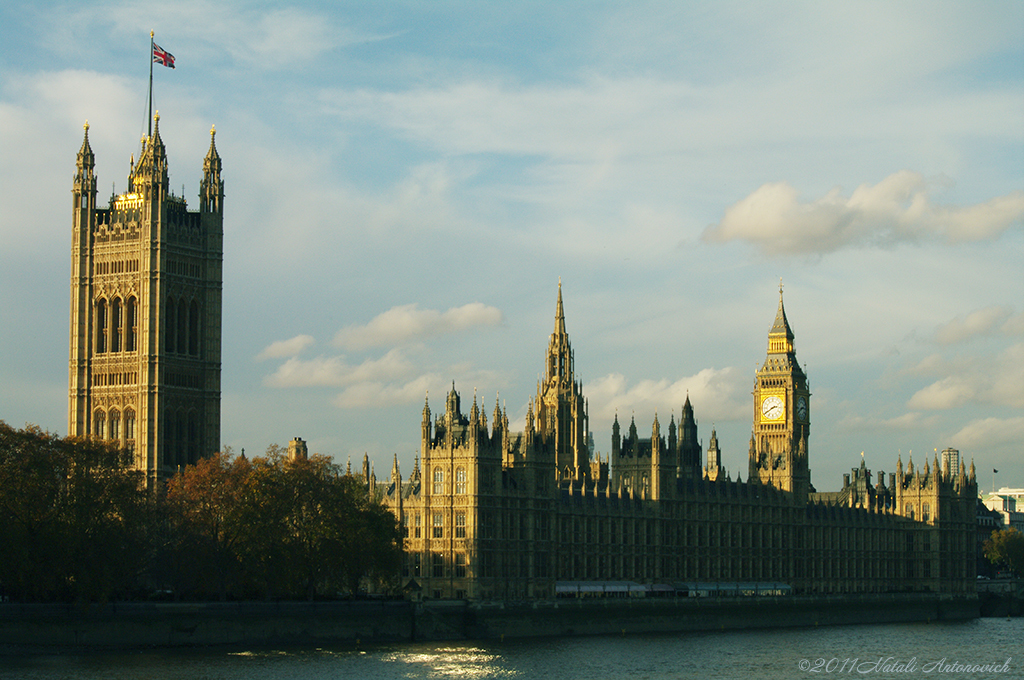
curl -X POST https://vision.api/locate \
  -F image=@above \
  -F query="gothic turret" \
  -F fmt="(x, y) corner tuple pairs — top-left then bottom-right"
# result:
(200, 125), (223, 213)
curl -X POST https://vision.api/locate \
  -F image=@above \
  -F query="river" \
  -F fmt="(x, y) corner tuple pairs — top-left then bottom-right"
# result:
(2, 617), (1020, 679)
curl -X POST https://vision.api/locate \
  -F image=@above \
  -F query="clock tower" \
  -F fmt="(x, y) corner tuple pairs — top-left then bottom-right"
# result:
(749, 283), (811, 501)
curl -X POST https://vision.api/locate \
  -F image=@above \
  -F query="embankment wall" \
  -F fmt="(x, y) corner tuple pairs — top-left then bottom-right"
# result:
(0, 594), (979, 654)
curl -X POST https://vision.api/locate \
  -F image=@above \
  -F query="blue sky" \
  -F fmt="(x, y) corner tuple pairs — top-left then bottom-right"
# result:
(1, 1), (1021, 491)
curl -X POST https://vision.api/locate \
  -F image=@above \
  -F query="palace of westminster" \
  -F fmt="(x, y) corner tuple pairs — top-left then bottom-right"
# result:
(68, 119), (978, 601)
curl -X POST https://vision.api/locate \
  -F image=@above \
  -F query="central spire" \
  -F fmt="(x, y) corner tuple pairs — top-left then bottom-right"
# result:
(546, 279), (572, 383)
(554, 277), (565, 336)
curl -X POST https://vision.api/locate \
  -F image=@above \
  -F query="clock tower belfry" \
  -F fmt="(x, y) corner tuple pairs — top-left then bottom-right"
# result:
(749, 283), (811, 501)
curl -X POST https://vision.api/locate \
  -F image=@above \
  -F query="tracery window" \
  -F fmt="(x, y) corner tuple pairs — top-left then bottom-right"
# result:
(455, 512), (466, 538)
(176, 299), (187, 355)
(125, 297), (137, 352)
(166, 297), (176, 353)
(96, 300), (108, 353)
(433, 468), (444, 494)
(189, 299), (200, 356)
(109, 410), (120, 441)
(94, 410), (105, 438)
(110, 298), (122, 352)
(187, 411), (198, 465)
(433, 512), (443, 538)
(455, 467), (466, 494)
(454, 553), (467, 578)
(124, 409), (135, 441)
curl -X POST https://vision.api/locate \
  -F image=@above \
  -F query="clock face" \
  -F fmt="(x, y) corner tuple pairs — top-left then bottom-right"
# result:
(796, 397), (807, 421)
(761, 395), (784, 421)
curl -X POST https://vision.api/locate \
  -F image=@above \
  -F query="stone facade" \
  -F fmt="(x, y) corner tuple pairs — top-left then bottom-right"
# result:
(380, 284), (977, 600)
(68, 116), (223, 484)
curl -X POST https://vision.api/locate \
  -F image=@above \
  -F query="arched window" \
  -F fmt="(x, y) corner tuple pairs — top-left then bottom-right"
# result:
(109, 409), (120, 441)
(163, 409), (175, 469)
(124, 409), (135, 441)
(175, 409), (185, 469)
(188, 299), (200, 356)
(455, 467), (467, 494)
(906, 503), (915, 520)
(94, 410), (105, 438)
(125, 297), (137, 352)
(187, 411), (198, 464)
(922, 503), (930, 522)
(166, 297), (176, 353)
(110, 298), (122, 352)
(96, 299), (107, 353)
(177, 299), (187, 357)
(433, 468), (444, 495)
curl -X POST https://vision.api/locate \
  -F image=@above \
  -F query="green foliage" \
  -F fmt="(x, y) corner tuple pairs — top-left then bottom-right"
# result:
(983, 528), (1024, 577)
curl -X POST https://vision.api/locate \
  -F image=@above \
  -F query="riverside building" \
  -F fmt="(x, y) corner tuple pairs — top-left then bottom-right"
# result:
(68, 116), (224, 484)
(380, 284), (977, 600)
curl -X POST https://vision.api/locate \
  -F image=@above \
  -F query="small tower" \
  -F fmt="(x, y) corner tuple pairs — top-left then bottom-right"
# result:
(706, 427), (724, 482)
(287, 437), (308, 461)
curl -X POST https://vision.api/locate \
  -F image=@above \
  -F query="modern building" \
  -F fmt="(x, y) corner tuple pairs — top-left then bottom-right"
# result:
(69, 115), (223, 484)
(380, 284), (977, 600)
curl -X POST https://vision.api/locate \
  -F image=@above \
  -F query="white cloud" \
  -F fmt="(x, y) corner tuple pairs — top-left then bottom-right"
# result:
(334, 374), (438, 409)
(701, 171), (1024, 256)
(333, 302), (503, 350)
(907, 377), (976, 411)
(49, 1), (394, 68)
(907, 343), (1024, 410)
(264, 349), (414, 388)
(935, 306), (1014, 345)
(256, 334), (315, 361)
(586, 367), (747, 425)
(836, 411), (940, 433)
(948, 417), (1024, 452)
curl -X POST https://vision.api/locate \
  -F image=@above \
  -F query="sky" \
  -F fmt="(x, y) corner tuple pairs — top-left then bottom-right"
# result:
(1, 1), (1022, 493)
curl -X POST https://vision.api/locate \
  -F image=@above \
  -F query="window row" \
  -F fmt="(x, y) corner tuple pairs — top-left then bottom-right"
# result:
(93, 408), (136, 443)
(95, 259), (139, 276)
(92, 371), (138, 387)
(431, 467), (468, 494)
(904, 502), (931, 522)
(403, 511), (468, 539)
(165, 296), (202, 356)
(405, 552), (469, 579)
(95, 297), (138, 354)
(163, 408), (202, 470)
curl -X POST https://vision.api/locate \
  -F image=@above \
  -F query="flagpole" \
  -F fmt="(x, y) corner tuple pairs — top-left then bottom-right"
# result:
(148, 30), (154, 139)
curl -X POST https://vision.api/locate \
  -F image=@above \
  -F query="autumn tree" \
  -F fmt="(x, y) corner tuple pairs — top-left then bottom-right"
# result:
(163, 447), (404, 600)
(984, 528), (1024, 577)
(162, 451), (252, 599)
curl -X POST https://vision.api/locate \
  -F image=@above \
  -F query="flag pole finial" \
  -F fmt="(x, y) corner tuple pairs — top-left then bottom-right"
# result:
(151, 30), (154, 38)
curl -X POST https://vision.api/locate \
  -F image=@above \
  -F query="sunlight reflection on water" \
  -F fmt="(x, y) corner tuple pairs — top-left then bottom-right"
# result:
(1, 618), (1020, 680)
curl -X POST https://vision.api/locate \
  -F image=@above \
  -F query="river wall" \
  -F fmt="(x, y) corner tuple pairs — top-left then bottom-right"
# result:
(0, 594), (979, 654)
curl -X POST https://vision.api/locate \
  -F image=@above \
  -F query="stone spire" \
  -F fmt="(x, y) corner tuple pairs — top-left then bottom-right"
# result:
(768, 279), (795, 355)
(200, 124), (223, 213)
(75, 121), (96, 190)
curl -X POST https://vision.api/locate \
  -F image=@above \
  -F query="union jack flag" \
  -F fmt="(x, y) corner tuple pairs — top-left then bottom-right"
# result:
(153, 43), (175, 69)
